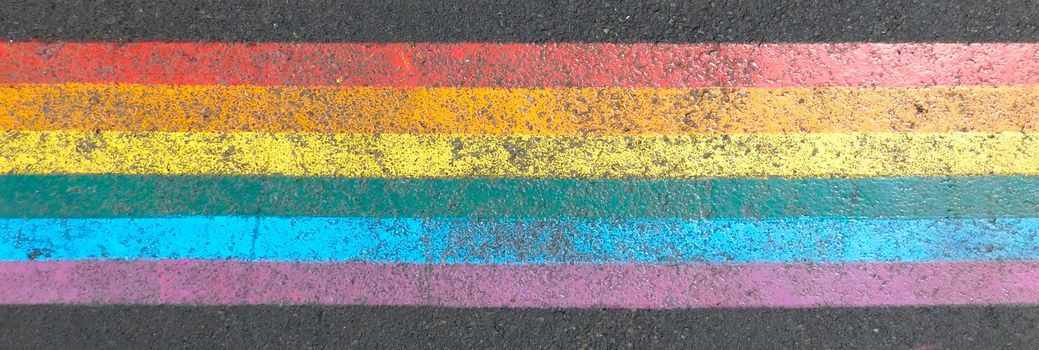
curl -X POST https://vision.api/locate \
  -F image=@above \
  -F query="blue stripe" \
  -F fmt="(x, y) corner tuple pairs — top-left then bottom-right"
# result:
(2, 217), (1038, 263)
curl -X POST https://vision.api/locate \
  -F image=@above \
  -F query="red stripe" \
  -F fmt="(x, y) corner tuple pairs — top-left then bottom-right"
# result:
(2, 42), (1037, 87)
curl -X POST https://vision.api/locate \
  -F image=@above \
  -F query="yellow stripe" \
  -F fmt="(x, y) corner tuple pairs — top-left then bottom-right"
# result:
(2, 84), (1038, 134)
(2, 131), (1036, 178)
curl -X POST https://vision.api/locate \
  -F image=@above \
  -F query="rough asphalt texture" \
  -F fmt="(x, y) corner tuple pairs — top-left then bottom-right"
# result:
(1, 0), (1038, 42)
(2, 305), (1039, 349)
(2, 0), (1039, 349)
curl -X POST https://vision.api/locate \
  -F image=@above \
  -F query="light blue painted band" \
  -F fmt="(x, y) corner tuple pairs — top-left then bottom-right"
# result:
(3, 217), (1037, 263)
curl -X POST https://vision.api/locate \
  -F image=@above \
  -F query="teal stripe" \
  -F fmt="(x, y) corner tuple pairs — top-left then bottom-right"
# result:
(3, 216), (1039, 263)
(1, 175), (1037, 218)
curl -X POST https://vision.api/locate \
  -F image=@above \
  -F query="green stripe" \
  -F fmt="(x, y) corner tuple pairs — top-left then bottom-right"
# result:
(1, 175), (1036, 219)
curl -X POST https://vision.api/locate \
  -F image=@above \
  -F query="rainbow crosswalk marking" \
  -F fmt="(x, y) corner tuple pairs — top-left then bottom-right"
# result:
(2, 41), (1039, 310)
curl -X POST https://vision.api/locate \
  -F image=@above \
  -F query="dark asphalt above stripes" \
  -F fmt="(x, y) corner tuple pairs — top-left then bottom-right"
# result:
(2, 0), (1038, 42)
(0, 305), (1036, 349)
(4, 175), (1038, 218)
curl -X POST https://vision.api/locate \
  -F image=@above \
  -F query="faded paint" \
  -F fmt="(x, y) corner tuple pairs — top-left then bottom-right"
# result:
(4, 175), (1038, 218)
(4, 42), (1039, 87)
(3, 217), (1038, 263)
(2, 84), (1038, 134)
(2, 131), (1038, 178)
(3, 260), (1038, 308)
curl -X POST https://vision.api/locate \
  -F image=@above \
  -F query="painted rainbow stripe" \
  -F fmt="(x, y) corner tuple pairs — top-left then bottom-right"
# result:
(2, 41), (1039, 312)
(3, 217), (1038, 263)
(2, 260), (1037, 308)
(4, 131), (1039, 178)
(4, 175), (1038, 218)
(3, 84), (1038, 134)
(3, 42), (1039, 87)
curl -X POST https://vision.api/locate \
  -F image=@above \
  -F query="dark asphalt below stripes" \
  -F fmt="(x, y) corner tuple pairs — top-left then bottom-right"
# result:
(1, 305), (1037, 349)
(1, 0), (1038, 42)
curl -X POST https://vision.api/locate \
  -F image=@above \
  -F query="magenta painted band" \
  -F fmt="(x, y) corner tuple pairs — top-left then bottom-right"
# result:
(3, 260), (1037, 308)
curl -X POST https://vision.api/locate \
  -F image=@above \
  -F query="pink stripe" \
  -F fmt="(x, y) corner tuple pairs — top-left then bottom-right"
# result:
(2, 261), (1037, 308)
(2, 42), (1039, 87)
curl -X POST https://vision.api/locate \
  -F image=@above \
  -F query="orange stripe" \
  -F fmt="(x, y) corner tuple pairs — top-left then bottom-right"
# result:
(2, 84), (1038, 134)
